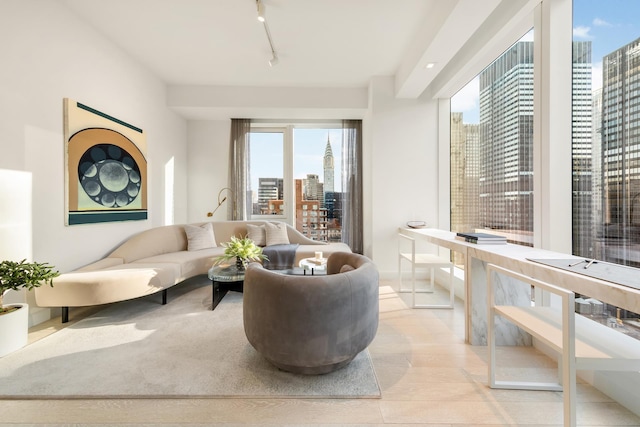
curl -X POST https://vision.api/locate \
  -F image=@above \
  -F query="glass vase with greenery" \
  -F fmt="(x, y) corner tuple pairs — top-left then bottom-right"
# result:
(213, 236), (267, 270)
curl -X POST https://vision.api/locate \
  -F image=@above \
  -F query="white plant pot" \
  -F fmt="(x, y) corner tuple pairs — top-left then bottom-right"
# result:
(0, 303), (29, 357)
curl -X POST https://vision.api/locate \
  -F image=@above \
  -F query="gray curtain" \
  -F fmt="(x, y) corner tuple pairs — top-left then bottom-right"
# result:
(228, 119), (251, 220)
(342, 119), (363, 254)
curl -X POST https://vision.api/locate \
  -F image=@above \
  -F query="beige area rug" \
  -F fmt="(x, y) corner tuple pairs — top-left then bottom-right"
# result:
(0, 277), (381, 399)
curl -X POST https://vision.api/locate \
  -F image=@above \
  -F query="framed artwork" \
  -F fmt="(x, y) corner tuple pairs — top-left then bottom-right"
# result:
(64, 98), (147, 225)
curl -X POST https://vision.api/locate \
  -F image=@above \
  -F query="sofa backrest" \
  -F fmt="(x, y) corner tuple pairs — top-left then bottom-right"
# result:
(209, 221), (253, 245)
(108, 224), (188, 263)
(106, 220), (322, 264)
(210, 220), (321, 246)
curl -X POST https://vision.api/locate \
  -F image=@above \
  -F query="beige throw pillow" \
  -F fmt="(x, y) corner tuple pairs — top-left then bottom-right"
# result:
(184, 223), (217, 251)
(265, 222), (290, 246)
(246, 224), (266, 246)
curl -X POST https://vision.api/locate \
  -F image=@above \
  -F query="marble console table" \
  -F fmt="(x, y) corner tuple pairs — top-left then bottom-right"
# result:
(398, 228), (640, 346)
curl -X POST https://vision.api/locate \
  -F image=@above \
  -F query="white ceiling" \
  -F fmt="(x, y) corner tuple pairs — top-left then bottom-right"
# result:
(61, 0), (530, 105)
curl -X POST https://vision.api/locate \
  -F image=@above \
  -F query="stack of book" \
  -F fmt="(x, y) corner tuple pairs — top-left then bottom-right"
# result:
(455, 232), (507, 245)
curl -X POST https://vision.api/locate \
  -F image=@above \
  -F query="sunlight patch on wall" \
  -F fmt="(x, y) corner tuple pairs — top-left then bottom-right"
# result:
(0, 169), (32, 304)
(164, 157), (175, 225)
(0, 169), (32, 262)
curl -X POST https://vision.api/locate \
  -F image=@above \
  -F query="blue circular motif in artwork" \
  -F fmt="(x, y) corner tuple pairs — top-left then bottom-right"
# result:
(78, 144), (141, 208)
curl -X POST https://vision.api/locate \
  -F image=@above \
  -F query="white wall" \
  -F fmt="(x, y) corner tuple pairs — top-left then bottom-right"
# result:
(168, 85), (368, 121)
(187, 120), (231, 223)
(182, 77), (442, 279)
(0, 0), (187, 277)
(367, 76), (440, 277)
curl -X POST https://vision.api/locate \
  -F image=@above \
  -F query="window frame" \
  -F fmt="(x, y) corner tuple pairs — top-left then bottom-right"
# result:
(438, 1), (574, 253)
(249, 126), (289, 220)
(248, 122), (341, 226)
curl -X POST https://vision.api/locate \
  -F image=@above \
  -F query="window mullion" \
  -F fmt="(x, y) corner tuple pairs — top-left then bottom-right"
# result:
(283, 125), (294, 220)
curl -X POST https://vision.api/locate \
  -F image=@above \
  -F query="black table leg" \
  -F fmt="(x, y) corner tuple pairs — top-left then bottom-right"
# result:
(210, 280), (242, 310)
(212, 281), (222, 310)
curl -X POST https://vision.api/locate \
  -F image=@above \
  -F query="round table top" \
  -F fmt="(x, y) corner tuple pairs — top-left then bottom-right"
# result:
(208, 264), (245, 282)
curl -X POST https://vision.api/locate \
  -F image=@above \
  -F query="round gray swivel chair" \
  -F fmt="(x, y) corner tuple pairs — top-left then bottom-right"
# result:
(243, 251), (379, 375)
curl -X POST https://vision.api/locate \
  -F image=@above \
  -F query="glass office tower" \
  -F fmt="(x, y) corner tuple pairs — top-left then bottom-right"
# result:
(598, 37), (640, 267)
(478, 41), (535, 245)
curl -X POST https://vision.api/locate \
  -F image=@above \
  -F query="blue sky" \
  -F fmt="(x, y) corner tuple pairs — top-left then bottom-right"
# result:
(451, 0), (640, 124)
(249, 128), (343, 195)
(573, 0), (640, 62)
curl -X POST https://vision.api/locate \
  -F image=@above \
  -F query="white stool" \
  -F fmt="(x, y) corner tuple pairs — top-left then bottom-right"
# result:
(398, 233), (455, 309)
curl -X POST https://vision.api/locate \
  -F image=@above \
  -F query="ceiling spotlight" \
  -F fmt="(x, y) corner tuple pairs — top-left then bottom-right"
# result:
(425, 62), (436, 69)
(269, 54), (279, 67)
(256, 0), (265, 22)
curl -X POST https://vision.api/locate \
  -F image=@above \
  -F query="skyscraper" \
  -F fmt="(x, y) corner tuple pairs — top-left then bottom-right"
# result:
(571, 41), (594, 258)
(450, 112), (480, 234)
(323, 135), (335, 194)
(303, 174), (323, 201)
(256, 177), (283, 214)
(600, 36), (640, 266)
(592, 88), (605, 259)
(478, 41), (534, 242)
(474, 40), (592, 247)
(295, 179), (328, 241)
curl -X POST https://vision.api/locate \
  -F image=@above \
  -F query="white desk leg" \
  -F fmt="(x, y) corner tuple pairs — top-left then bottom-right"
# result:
(398, 253), (402, 293)
(488, 270), (497, 388)
(449, 264), (455, 307)
(411, 264), (416, 308)
(429, 267), (435, 292)
(562, 291), (577, 427)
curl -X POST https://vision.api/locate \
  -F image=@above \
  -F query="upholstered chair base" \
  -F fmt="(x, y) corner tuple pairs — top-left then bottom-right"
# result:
(243, 252), (379, 375)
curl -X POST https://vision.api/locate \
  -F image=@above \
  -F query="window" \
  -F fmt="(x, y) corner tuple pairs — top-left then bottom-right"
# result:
(572, 0), (640, 336)
(249, 129), (284, 216)
(450, 30), (535, 264)
(572, 0), (640, 268)
(248, 125), (343, 242)
(294, 128), (342, 242)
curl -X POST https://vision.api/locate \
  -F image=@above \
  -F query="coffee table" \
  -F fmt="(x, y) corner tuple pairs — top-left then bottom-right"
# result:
(298, 257), (327, 275)
(280, 266), (325, 276)
(207, 264), (245, 310)
(207, 264), (326, 309)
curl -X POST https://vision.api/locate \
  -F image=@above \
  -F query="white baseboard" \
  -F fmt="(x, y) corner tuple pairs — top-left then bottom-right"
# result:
(28, 306), (52, 327)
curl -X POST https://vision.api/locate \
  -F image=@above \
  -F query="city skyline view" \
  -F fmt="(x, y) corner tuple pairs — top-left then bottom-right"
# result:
(450, 0), (640, 270)
(452, 0), (640, 125)
(248, 126), (344, 242)
(249, 127), (343, 193)
(450, 0), (640, 331)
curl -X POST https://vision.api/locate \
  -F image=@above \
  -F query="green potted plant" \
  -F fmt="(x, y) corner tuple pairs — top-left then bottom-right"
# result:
(0, 259), (59, 357)
(213, 236), (267, 270)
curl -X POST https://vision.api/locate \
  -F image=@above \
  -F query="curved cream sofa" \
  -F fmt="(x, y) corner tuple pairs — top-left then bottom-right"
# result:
(243, 252), (379, 374)
(35, 220), (351, 322)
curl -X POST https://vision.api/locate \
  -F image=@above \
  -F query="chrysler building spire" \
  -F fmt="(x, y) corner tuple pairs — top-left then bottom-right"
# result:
(323, 134), (334, 193)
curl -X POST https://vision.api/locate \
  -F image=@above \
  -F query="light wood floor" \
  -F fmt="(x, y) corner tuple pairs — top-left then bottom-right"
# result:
(1, 280), (639, 426)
